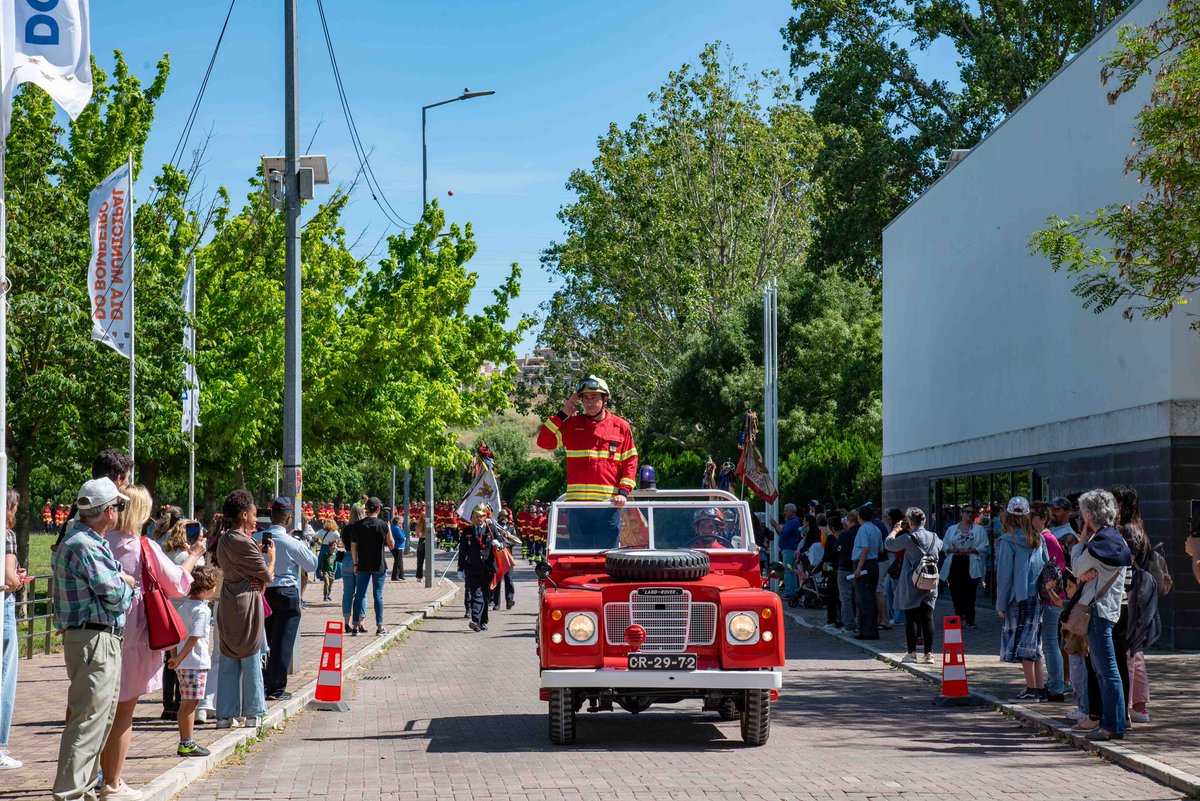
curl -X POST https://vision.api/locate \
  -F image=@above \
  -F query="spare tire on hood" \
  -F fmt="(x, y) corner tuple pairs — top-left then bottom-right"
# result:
(604, 549), (709, 582)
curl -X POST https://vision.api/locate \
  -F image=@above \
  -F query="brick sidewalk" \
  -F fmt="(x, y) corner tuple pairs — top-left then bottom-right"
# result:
(0, 554), (459, 801)
(787, 594), (1200, 782)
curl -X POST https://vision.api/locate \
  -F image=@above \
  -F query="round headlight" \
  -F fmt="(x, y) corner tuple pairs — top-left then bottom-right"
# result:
(566, 613), (596, 643)
(728, 612), (758, 642)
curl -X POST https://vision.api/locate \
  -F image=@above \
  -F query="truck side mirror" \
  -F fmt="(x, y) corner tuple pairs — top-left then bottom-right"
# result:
(535, 561), (553, 580)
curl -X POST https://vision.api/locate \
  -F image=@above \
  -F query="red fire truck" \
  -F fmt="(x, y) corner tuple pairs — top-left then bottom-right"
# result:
(536, 487), (785, 746)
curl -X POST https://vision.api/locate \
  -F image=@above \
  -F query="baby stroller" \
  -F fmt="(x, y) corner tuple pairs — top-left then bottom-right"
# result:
(789, 542), (827, 609)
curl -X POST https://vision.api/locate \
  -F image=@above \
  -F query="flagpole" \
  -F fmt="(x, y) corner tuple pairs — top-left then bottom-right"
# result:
(187, 254), (196, 520)
(127, 153), (135, 469)
(0, 124), (10, 713)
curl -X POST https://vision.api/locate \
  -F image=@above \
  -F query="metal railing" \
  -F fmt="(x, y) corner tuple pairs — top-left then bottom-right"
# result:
(13, 573), (56, 659)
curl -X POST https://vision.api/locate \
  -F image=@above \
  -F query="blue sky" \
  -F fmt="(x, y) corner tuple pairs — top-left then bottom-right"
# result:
(88, 1), (807, 356)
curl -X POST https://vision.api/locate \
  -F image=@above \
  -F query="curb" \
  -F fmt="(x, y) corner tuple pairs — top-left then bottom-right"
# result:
(143, 580), (460, 801)
(785, 608), (1200, 799)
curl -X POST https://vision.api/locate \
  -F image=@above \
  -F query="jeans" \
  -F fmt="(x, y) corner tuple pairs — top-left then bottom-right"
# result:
(782, 550), (799, 598)
(905, 605), (934, 655)
(263, 586), (301, 696)
(352, 570), (387, 628)
(341, 553), (356, 618)
(216, 651), (266, 720)
(1087, 614), (1127, 736)
(1041, 603), (1066, 694)
(837, 571), (856, 629)
(1075, 657), (1094, 714)
(0, 596), (16, 746)
(1070, 654), (1088, 713)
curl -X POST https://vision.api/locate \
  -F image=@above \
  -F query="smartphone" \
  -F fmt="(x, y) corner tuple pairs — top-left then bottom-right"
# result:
(185, 522), (202, 545)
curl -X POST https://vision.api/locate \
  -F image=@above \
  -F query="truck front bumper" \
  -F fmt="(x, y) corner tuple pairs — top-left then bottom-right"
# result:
(540, 668), (782, 690)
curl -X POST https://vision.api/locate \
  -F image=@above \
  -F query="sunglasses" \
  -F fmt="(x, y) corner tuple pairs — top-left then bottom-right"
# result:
(108, 501), (126, 513)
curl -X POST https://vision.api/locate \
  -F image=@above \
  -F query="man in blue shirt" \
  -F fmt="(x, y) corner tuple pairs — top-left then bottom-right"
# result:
(775, 504), (802, 600)
(263, 497), (317, 701)
(851, 504), (885, 639)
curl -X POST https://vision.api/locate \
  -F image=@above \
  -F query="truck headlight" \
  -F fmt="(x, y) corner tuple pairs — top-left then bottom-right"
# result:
(727, 612), (759, 643)
(565, 612), (597, 645)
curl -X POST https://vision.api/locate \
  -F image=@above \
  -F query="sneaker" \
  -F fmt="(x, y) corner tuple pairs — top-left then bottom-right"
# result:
(1043, 691), (1066, 703)
(480, 624), (489, 631)
(376, 626), (387, 636)
(1011, 688), (1039, 702)
(265, 691), (293, 702)
(177, 740), (211, 758)
(468, 621), (481, 632)
(248, 716), (263, 729)
(1065, 708), (1087, 722)
(900, 652), (917, 663)
(1071, 718), (1100, 733)
(195, 709), (210, 723)
(822, 623), (840, 632)
(1086, 727), (1120, 741)
(1130, 709), (1150, 723)
(506, 600), (515, 609)
(356, 623), (368, 634)
(101, 780), (144, 800)
(920, 653), (936, 665)
(0, 750), (22, 769)
(216, 718), (239, 729)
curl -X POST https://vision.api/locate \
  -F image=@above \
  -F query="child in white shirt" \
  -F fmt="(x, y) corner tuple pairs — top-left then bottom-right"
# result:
(168, 565), (220, 757)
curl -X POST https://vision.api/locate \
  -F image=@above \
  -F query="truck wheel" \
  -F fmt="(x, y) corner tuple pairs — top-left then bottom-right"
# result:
(549, 688), (576, 745)
(717, 697), (740, 721)
(740, 689), (770, 746)
(604, 549), (709, 582)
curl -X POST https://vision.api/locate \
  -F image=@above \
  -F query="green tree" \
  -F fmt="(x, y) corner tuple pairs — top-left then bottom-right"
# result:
(6, 53), (173, 558)
(538, 44), (823, 429)
(785, 0), (1133, 277)
(1030, 0), (1200, 326)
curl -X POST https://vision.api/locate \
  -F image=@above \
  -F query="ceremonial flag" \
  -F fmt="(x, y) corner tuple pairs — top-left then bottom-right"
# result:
(2, 0), (92, 136)
(457, 465), (502, 524)
(735, 412), (778, 504)
(181, 258), (199, 433)
(87, 161), (133, 358)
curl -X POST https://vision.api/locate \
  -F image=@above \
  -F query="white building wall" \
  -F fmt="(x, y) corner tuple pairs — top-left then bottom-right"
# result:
(882, 0), (1200, 476)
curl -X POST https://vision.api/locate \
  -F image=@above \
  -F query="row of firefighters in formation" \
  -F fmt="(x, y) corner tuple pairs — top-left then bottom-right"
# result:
(41, 499), (554, 549)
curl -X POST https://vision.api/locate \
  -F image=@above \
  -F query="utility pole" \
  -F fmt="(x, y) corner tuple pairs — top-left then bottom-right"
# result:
(424, 467), (435, 588)
(282, 0), (303, 513)
(403, 469), (411, 553)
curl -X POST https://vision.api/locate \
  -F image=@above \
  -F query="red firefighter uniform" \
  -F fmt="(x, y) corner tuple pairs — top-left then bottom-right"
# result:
(537, 411), (638, 501)
(55, 504), (68, 527)
(43, 503), (52, 527)
(516, 506), (533, 541)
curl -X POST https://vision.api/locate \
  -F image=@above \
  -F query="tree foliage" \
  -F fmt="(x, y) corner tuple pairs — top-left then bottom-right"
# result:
(1030, 0), (1200, 326)
(538, 44), (822, 428)
(785, 0), (1133, 277)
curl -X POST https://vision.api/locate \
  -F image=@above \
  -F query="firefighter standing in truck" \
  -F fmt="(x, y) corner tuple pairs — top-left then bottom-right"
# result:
(537, 375), (638, 549)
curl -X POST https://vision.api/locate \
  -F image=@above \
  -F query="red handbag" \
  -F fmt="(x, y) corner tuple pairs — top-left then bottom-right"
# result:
(140, 536), (188, 651)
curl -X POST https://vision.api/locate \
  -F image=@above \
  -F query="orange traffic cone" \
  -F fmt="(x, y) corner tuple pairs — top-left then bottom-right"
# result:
(936, 615), (973, 706)
(307, 621), (350, 712)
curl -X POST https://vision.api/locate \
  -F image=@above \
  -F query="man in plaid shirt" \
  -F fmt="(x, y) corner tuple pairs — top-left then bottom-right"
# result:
(51, 477), (134, 801)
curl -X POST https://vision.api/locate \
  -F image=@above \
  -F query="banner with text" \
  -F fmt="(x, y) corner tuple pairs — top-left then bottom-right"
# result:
(88, 162), (133, 358)
(2, 0), (93, 136)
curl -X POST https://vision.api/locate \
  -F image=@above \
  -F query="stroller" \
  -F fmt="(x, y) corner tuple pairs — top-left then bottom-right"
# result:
(788, 542), (827, 609)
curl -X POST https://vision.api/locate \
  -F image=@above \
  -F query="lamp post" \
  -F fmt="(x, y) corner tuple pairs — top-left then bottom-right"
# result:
(420, 87), (494, 588)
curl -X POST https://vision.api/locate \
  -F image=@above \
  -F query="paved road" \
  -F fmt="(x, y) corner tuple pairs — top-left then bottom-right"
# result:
(178, 565), (1179, 801)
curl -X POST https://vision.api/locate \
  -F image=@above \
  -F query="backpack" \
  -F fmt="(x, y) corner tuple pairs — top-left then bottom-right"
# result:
(1037, 559), (1063, 605)
(1126, 562), (1161, 653)
(910, 531), (939, 592)
(1145, 542), (1173, 597)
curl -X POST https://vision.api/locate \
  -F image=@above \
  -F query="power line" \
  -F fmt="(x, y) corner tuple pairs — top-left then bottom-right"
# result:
(314, 0), (415, 229)
(166, 0), (239, 178)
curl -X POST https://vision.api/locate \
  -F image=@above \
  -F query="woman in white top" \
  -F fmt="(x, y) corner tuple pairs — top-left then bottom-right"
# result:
(940, 506), (989, 627)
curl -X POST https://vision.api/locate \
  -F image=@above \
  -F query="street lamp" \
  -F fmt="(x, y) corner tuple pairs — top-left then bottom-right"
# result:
(419, 87), (494, 588)
(421, 88), (496, 214)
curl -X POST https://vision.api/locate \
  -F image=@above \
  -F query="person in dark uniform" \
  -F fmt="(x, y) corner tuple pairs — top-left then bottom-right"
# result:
(457, 503), (498, 631)
(490, 509), (521, 610)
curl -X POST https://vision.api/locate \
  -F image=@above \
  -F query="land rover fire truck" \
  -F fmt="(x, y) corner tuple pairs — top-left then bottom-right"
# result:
(535, 487), (785, 746)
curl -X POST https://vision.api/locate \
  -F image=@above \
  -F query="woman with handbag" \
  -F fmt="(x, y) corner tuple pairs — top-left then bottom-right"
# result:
(100, 486), (205, 800)
(939, 506), (989, 628)
(885, 507), (941, 664)
(1031, 502), (1069, 702)
(1067, 489), (1131, 741)
(994, 496), (1048, 703)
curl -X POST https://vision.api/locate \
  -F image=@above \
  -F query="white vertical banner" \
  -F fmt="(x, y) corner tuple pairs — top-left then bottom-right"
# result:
(181, 258), (199, 433)
(1, 0), (92, 136)
(88, 161), (133, 358)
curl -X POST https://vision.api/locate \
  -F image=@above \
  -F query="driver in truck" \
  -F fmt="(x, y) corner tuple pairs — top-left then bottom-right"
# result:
(689, 507), (731, 549)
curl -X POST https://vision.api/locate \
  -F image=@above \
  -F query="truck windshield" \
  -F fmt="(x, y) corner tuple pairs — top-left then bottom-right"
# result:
(550, 502), (750, 552)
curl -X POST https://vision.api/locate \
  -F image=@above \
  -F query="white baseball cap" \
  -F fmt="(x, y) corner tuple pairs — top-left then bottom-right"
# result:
(76, 477), (129, 512)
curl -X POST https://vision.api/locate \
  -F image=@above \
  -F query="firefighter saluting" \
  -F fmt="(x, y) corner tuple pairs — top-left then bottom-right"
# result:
(537, 375), (638, 548)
